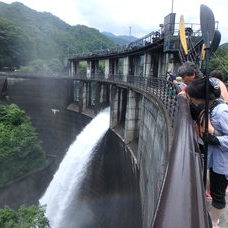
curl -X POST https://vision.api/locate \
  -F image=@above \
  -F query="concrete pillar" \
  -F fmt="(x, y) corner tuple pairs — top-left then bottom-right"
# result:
(110, 85), (119, 128)
(79, 82), (87, 112)
(123, 56), (129, 82)
(133, 56), (142, 76)
(73, 80), (80, 102)
(94, 60), (99, 76)
(87, 60), (92, 79)
(133, 56), (138, 75)
(93, 82), (101, 114)
(75, 61), (80, 76)
(69, 60), (72, 77)
(90, 82), (96, 106)
(103, 84), (109, 105)
(143, 53), (152, 77)
(104, 59), (110, 79)
(113, 59), (118, 75)
(157, 54), (162, 77)
(150, 56), (154, 76)
(69, 60), (75, 77)
(167, 53), (174, 73)
(124, 89), (140, 143)
(164, 53), (169, 74)
(158, 53), (166, 77)
(100, 84), (104, 103)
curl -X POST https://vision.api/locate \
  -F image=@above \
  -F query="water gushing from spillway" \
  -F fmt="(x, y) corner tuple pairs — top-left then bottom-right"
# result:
(39, 108), (110, 228)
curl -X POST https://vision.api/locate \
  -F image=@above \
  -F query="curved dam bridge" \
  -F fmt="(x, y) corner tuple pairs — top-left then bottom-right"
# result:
(66, 13), (208, 227)
(0, 14), (208, 228)
(0, 72), (209, 228)
(70, 74), (209, 228)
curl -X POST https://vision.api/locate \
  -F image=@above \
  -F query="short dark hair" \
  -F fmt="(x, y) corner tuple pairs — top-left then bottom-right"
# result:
(177, 61), (199, 78)
(186, 77), (221, 100)
(210, 70), (224, 82)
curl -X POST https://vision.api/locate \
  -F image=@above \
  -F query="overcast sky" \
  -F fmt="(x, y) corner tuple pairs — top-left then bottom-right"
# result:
(2, 0), (228, 44)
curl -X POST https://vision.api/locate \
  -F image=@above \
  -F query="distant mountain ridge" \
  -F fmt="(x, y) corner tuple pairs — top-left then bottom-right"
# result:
(102, 32), (138, 45)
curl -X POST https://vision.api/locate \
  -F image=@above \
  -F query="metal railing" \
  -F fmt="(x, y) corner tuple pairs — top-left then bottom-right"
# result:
(75, 73), (180, 128)
(1, 71), (180, 127)
(69, 21), (212, 61)
(69, 30), (163, 60)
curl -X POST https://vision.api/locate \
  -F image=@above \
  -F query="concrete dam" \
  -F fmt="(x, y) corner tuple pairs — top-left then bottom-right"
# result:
(0, 73), (208, 228)
(0, 77), (143, 227)
(0, 10), (213, 228)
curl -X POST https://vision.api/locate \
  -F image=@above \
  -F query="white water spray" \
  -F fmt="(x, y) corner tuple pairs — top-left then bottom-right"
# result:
(39, 108), (110, 228)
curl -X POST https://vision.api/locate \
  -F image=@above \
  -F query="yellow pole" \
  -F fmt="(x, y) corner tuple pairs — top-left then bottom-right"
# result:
(179, 15), (188, 55)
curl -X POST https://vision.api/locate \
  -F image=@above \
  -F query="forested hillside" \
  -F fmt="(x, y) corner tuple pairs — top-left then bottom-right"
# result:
(0, 2), (115, 72)
(0, 104), (47, 185)
(210, 43), (228, 81)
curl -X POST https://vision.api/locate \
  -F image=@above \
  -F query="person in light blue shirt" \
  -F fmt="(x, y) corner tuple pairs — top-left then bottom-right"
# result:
(186, 77), (228, 228)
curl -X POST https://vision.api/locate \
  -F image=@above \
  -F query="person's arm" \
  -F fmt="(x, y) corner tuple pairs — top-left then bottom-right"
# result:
(219, 81), (228, 102)
(216, 109), (228, 151)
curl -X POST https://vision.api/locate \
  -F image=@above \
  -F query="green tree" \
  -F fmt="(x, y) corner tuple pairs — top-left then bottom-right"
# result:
(0, 205), (50, 228)
(0, 17), (32, 69)
(209, 44), (228, 81)
(0, 104), (47, 185)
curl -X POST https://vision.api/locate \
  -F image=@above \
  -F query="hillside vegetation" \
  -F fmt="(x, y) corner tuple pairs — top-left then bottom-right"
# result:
(210, 43), (228, 81)
(0, 2), (115, 72)
(0, 205), (50, 228)
(0, 104), (47, 185)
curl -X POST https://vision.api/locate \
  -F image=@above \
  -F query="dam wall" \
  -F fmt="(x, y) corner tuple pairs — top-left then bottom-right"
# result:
(77, 129), (142, 228)
(0, 76), (209, 228)
(138, 96), (170, 228)
(0, 77), (91, 208)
